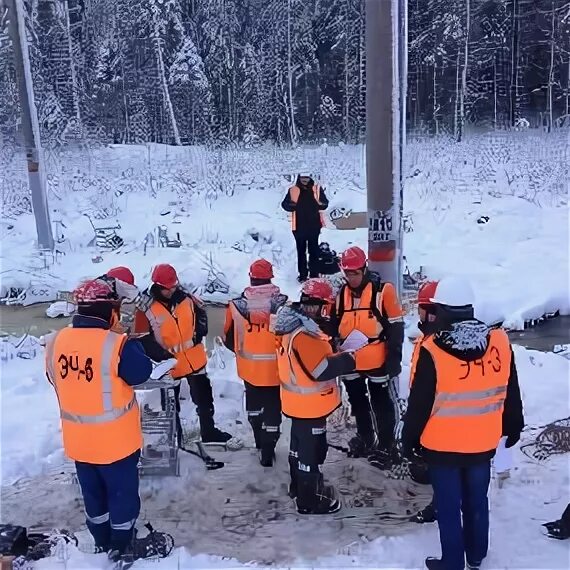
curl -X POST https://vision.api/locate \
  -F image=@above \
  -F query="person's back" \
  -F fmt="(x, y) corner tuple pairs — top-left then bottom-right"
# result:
(223, 259), (287, 465)
(403, 276), (524, 570)
(45, 278), (152, 560)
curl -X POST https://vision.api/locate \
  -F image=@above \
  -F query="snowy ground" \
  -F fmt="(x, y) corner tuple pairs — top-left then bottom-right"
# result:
(1, 132), (569, 328)
(1, 131), (569, 567)
(1, 332), (569, 568)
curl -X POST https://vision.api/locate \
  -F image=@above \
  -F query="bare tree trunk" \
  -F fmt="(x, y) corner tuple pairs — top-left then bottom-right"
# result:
(567, 58), (570, 118)
(153, 15), (181, 145)
(120, 55), (129, 143)
(64, 0), (81, 122)
(433, 63), (439, 135)
(287, 0), (297, 144)
(454, 49), (460, 139)
(493, 55), (497, 130)
(510, 0), (519, 127)
(547, 3), (555, 132)
(458, 0), (470, 141)
(344, 0), (350, 140)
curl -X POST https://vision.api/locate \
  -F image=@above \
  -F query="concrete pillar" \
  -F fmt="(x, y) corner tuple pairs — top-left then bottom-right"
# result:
(366, 0), (406, 295)
(7, 0), (54, 251)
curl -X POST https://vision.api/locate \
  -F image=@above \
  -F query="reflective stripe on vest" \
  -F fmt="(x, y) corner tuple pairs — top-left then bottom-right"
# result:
(145, 298), (207, 377)
(419, 329), (511, 454)
(281, 329), (337, 394)
(230, 303), (276, 362)
(338, 282), (385, 341)
(46, 331), (132, 424)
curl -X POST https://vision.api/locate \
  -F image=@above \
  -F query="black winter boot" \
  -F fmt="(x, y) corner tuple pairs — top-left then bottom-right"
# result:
(348, 433), (377, 458)
(295, 472), (341, 515)
(201, 427), (232, 444)
(259, 446), (276, 467)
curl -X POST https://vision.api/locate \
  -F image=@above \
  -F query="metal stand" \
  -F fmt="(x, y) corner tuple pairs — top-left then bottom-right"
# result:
(137, 383), (180, 477)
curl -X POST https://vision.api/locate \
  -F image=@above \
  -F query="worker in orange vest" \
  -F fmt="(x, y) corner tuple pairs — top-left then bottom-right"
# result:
(408, 280), (439, 523)
(331, 246), (405, 468)
(133, 263), (233, 444)
(402, 276), (524, 570)
(44, 279), (153, 561)
(274, 278), (359, 515)
(281, 174), (329, 283)
(223, 259), (288, 466)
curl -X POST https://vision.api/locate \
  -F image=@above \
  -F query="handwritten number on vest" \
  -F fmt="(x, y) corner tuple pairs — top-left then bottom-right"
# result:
(58, 354), (94, 382)
(459, 345), (502, 380)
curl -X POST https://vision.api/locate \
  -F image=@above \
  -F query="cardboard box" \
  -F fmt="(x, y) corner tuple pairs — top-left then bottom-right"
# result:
(330, 211), (367, 230)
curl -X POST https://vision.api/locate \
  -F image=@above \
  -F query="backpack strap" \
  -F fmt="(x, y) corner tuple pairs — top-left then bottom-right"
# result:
(369, 281), (390, 340)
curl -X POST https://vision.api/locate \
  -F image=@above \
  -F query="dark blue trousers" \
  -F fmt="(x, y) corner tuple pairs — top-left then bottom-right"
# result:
(75, 450), (141, 553)
(430, 461), (491, 570)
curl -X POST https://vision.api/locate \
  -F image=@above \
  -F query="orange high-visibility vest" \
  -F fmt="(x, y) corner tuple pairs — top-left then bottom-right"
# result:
(337, 282), (404, 373)
(409, 333), (425, 388)
(45, 327), (142, 464)
(276, 328), (340, 419)
(145, 297), (207, 378)
(420, 329), (511, 454)
(228, 301), (280, 387)
(288, 184), (325, 231)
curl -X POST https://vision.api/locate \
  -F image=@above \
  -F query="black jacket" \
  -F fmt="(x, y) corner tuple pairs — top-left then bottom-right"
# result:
(281, 176), (329, 233)
(329, 271), (404, 378)
(402, 318), (525, 467)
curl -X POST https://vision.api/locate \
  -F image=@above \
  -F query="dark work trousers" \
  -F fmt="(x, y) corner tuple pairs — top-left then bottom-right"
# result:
(75, 450), (141, 553)
(430, 461), (492, 570)
(289, 417), (328, 508)
(161, 373), (216, 436)
(293, 230), (321, 279)
(244, 381), (281, 451)
(342, 375), (399, 450)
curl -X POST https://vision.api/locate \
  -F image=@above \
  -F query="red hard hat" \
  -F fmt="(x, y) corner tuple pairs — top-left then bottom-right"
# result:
(301, 278), (334, 303)
(73, 279), (116, 305)
(418, 281), (439, 306)
(151, 264), (179, 289)
(340, 246), (367, 271)
(107, 266), (135, 286)
(249, 259), (274, 280)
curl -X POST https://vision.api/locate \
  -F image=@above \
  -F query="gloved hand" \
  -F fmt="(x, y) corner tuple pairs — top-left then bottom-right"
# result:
(505, 433), (520, 448)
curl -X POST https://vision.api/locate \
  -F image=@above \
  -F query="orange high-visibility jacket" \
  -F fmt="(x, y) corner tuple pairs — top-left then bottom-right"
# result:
(336, 281), (403, 373)
(224, 301), (280, 387)
(287, 184), (325, 231)
(45, 327), (142, 464)
(420, 329), (511, 454)
(144, 297), (207, 378)
(276, 328), (341, 419)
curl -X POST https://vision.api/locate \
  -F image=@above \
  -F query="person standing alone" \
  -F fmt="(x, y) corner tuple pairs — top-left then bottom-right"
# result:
(281, 174), (329, 283)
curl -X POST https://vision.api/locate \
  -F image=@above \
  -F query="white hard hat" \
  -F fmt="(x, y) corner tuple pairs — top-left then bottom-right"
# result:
(430, 276), (475, 307)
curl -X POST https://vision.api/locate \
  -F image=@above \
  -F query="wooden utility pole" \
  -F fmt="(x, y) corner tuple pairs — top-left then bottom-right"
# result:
(366, 0), (406, 294)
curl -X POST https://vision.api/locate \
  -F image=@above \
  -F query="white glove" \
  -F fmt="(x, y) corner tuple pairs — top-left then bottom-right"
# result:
(114, 280), (140, 302)
(150, 358), (178, 380)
